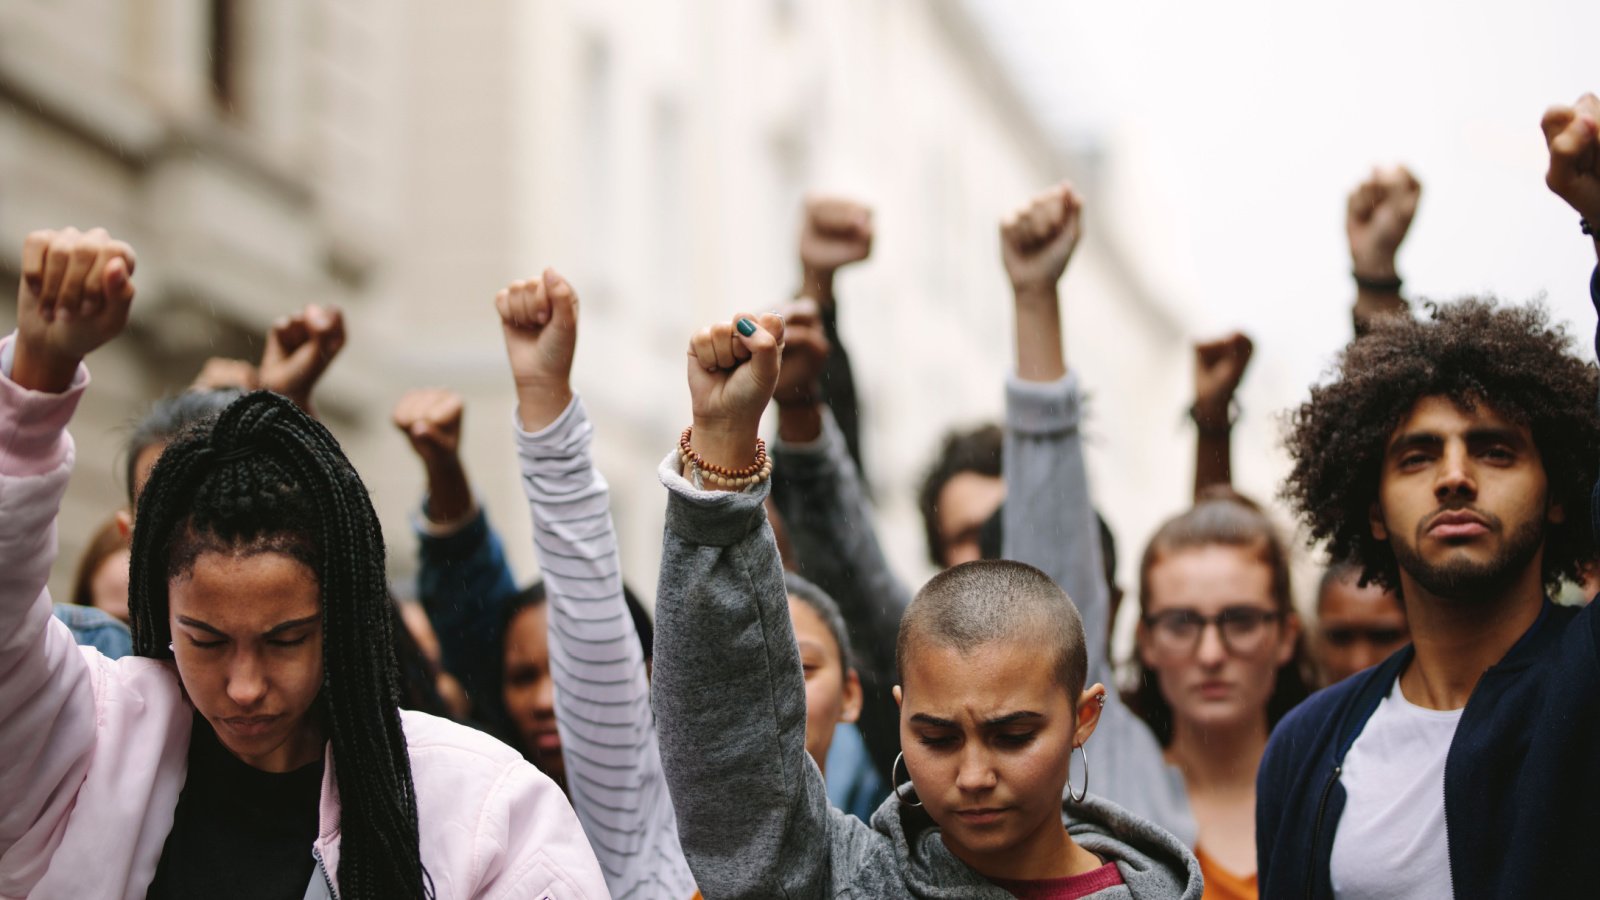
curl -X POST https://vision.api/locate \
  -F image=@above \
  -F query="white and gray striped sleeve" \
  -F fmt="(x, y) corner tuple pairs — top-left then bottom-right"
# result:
(515, 395), (697, 899)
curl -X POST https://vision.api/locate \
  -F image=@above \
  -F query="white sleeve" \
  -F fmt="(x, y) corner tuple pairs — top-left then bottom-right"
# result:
(515, 395), (696, 899)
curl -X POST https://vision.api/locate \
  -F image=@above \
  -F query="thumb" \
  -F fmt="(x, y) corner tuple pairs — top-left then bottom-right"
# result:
(543, 267), (579, 331)
(105, 256), (134, 304)
(733, 312), (785, 386)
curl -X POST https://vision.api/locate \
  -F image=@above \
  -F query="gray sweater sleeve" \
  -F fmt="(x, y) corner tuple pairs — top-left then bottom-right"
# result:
(652, 455), (880, 899)
(516, 396), (696, 899)
(1001, 373), (1196, 847)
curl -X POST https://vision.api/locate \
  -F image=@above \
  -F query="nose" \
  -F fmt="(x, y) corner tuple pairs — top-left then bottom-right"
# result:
(1195, 620), (1228, 666)
(1434, 445), (1477, 502)
(954, 746), (998, 794)
(226, 652), (269, 710)
(534, 675), (557, 718)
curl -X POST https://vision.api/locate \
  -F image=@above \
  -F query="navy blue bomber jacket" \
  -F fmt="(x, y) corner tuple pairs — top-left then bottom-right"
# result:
(1254, 266), (1600, 900)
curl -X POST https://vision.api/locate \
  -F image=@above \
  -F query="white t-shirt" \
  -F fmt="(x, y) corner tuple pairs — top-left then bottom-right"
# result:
(1329, 677), (1463, 900)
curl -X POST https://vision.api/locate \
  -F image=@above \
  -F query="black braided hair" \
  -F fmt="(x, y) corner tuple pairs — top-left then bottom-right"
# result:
(127, 390), (434, 900)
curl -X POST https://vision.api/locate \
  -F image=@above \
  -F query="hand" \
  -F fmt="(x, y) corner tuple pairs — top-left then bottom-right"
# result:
(494, 268), (578, 432)
(393, 388), (465, 471)
(1542, 93), (1600, 225)
(1000, 182), (1083, 299)
(1346, 166), (1421, 279)
(1193, 332), (1254, 428)
(259, 304), (346, 414)
(686, 312), (785, 473)
(773, 297), (830, 408)
(192, 357), (260, 392)
(799, 196), (874, 275)
(14, 228), (137, 393)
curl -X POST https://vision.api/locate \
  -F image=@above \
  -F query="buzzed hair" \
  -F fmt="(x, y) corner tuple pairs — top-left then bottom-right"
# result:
(896, 559), (1087, 701)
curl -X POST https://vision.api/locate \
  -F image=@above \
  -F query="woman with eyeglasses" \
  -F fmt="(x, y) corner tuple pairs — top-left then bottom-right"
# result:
(1125, 490), (1314, 899)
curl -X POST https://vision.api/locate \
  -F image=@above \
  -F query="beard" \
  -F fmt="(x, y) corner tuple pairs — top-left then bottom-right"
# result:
(1391, 509), (1546, 601)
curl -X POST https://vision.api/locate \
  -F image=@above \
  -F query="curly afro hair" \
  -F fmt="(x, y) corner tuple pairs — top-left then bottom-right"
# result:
(1282, 298), (1600, 593)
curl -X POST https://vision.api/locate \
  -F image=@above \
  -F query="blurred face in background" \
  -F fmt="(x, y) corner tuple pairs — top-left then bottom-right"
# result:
(1315, 574), (1408, 685)
(936, 473), (1006, 568)
(789, 597), (862, 774)
(503, 603), (562, 779)
(90, 549), (132, 623)
(1139, 544), (1298, 736)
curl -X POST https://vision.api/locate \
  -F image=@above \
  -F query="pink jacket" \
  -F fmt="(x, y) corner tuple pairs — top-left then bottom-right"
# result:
(0, 342), (610, 900)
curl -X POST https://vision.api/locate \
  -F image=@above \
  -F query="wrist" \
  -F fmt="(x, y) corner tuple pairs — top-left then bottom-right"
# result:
(1011, 282), (1060, 308)
(777, 401), (823, 444)
(1190, 398), (1238, 433)
(688, 419), (762, 472)
(514, 379), (574, 432)
(1350, 250), (1399, 282)
(800, 266), (836, 306)
(11, 341), (81, 393)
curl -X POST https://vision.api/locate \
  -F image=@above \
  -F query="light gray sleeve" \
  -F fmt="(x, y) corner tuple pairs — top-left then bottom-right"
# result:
(516, 396), (695, 899)
(652, 455), (880, 899)
(1001, 372), (1196, 846)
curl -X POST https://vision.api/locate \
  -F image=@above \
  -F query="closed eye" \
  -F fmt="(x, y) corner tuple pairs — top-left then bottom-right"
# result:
(994, 731), (1036, 748)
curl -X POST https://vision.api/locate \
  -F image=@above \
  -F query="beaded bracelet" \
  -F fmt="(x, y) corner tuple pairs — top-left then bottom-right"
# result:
(679, 426), (771, 488)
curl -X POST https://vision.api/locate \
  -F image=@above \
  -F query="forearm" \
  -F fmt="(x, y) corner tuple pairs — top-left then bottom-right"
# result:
(653, 458), (832, 896)
(517, 396), (693, 897)
(1013, 285), (1066, 382)
(1193, 425), (1233, 498)
(415, 506), (516, 719)
(422, 459), (473, 526)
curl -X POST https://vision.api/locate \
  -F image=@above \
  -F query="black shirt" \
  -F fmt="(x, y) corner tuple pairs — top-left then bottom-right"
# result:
(146, 714), (324, 899)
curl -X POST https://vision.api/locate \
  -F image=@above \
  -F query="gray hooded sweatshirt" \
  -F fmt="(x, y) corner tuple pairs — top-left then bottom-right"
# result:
(652, 455), (1201, 899)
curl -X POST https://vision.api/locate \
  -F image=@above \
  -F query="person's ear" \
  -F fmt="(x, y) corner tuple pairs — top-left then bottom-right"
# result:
(840, 669), (863, 724)
(115, 508), (133, 539)
(1369, 501), (1389, 541)
(1277, 610), (1302, 667)
(892, 684), (903, 708)
(1074, 684), (1106, 747)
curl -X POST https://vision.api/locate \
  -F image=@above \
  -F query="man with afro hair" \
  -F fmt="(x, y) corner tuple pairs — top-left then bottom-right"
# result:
(1257, 93), (1600, 900)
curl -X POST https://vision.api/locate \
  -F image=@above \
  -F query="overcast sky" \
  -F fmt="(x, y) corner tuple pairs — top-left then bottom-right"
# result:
(968, 0), (1600, 402)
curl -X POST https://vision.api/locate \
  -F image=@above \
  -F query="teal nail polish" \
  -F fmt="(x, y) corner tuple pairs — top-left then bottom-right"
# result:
(736, 317), (756, 337)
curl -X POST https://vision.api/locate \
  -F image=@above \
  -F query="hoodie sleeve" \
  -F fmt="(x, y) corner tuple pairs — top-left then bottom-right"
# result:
(0, 333), (99, 891)
(653, 455), (879, 898)
(1002, 371), (1196, 846)
(515, 395), (696, 899)
(770, 406), (909, 783)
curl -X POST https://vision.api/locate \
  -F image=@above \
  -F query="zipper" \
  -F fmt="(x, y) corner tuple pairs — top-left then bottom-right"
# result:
(1305, 764), (1341, 900)
(312, 846), (340, 900)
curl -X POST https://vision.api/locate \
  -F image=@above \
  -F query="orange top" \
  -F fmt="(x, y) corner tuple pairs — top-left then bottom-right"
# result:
(1194, 845), (1257, 900)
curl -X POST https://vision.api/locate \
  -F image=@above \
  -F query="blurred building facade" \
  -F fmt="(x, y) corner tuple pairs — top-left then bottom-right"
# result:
(1, 0), (1198, 611)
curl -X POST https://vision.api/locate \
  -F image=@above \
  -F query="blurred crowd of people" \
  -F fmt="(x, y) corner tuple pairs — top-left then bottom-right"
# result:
(3, 92), (1600, 900)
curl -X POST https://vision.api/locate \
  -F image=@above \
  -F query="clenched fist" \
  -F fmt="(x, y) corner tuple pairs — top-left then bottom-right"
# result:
(393, 388), (465, 471)
(773, 297), (830, 408)
(800, 196), (874, 276)
(686, 312), (785, 476)
(494, 268), (578, 432)
(260, 304), (345, 415)
(14, 227), (137, 393)
(1347, 166), (1421, 279)
(1542, 94), (1600, 228)
(1000, 182), (1083, 298)
(1193, 332), (1254, 430)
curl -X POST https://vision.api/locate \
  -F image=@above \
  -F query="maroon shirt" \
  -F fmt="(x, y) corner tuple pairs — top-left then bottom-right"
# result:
(990, 862), (1126, 899)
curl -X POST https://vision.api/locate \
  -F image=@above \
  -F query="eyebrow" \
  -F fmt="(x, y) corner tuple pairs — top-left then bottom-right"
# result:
(1387, 426), (1526, 458)
(910, 711), (1044, 729)
(176, 614), (320, 638)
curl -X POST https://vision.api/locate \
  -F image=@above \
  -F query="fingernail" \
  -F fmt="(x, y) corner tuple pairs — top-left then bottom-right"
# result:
(736, 318), (757, 337)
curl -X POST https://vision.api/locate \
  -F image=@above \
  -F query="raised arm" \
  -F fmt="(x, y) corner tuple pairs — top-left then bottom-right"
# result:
(393, 388), (517, 729)
(1347, 165), (1421, 336)
(656, 311), (877, 897)
(797, 194), (874, 477)
(1191, 332), (1253, 498)
(0, 228), (135, 881)
(495, 268), (696, 898)
(258, 303), (345, 417)
(996, 187), (1196, 843)
(769, 297), (909, 783)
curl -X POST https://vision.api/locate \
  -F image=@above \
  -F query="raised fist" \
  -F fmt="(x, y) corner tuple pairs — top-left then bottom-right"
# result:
(686, 312), (785, 473)
(15, 227), (137, 392)
(259, 304), (345, 414)
(773, 297), (830, 407)
(1000, 182), (1083, 297)
(799, 196), (874, 275)
(1346, 166), (1421, 279)
(1193, 332), (1253, 429)
(494, 268), (578, 432)
(1542, 93), (1600, 225)
(393, 388), (465, 472)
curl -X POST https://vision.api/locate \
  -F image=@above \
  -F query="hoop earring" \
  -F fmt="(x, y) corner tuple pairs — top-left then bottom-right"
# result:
(1066, 742), (1090, 804)
(891, 751), (923, 807)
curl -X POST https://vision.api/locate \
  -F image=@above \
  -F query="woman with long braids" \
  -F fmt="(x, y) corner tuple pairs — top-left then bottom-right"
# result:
(0, 228), (606, 899)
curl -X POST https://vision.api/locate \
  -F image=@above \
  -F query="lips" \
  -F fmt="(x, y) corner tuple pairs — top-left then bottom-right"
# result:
(222, 715), (281, 738)
(530, 729), (562, 752)
(954, 807), (1009, 826)
(1197, 680), (1234, 699)
(1427, 509), (1490, 539)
